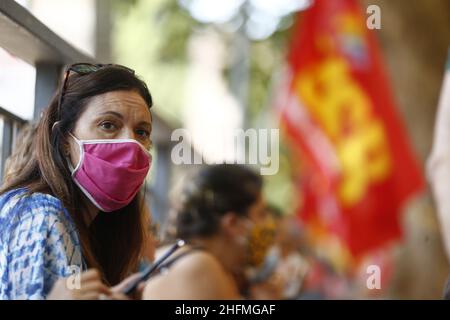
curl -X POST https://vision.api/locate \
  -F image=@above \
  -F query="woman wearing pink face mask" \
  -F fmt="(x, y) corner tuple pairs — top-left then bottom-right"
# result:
(0, 63), (153, 299)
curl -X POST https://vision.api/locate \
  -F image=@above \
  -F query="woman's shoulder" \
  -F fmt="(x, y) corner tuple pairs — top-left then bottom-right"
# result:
(0, 188), (78, 244)
(1, 188), (71, 219)
(174, 248), (223, 273)
(144, 245), (240, 299)
(0, 187), (64, 211)
(0, 188), (83, 299)
(155, 245), (224, 275)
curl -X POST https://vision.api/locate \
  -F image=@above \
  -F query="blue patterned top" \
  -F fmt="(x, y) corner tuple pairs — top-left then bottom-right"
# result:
(0, 188), (84, 300)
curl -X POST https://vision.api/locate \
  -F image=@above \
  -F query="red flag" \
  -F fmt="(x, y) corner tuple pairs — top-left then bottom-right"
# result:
(276, 0), (424, 258)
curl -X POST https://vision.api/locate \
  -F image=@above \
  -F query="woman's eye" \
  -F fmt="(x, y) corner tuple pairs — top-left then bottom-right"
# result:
(136, 129), (150, 138)
(100, 121), (116, 131)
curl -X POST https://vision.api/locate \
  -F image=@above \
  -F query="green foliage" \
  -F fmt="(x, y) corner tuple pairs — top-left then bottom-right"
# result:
(111, 0), (297, 213)
(112, 0), (193, 124)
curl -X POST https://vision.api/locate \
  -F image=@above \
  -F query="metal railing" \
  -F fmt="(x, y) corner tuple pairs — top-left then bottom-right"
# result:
(0, 105), (26, 182)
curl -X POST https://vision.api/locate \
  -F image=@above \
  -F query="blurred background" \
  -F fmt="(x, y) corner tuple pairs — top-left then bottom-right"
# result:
(0, 0), (449, 299)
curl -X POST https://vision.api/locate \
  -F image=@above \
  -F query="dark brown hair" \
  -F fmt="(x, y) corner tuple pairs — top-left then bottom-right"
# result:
(3, 122), (38, 184)
(0, 66), (153, 285)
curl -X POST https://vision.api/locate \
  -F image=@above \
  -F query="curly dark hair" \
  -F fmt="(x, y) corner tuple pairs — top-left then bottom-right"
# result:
(171, 164), (263, 241)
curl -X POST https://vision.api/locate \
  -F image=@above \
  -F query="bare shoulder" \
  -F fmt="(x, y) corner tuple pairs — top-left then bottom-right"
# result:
(143, 249), (240, 300)
(174, 250), (224, 275)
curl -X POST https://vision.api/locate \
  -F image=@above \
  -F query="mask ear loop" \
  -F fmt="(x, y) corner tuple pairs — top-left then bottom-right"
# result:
(66, 132), (83, 175)
(51, 121), (74, 171)
(51, 121), (74, 156)
(68, 131), (79, 142)
(51, 121), (60, 132)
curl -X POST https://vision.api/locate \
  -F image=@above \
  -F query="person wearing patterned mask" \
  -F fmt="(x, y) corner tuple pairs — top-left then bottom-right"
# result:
(143, 164), (276, 299)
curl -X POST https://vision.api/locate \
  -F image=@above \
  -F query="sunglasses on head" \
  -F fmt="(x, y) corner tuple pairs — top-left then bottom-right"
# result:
(56, 63), (135, 119)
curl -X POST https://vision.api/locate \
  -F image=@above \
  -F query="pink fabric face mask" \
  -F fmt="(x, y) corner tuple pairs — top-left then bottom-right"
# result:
(67, 133), (152, 212)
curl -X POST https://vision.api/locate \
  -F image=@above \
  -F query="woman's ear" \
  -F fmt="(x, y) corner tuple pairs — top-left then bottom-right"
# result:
(65, 145), (72, 156)
(220, 212), (243, 238)
(62, 136), (77, 166)
(61, 140), (71, 156)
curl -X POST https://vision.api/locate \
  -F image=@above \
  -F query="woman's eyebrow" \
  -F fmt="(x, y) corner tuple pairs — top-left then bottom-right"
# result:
(98, 111), (124, 119)
(97, 111), (151, 130)
(137, 121), (152, 131)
